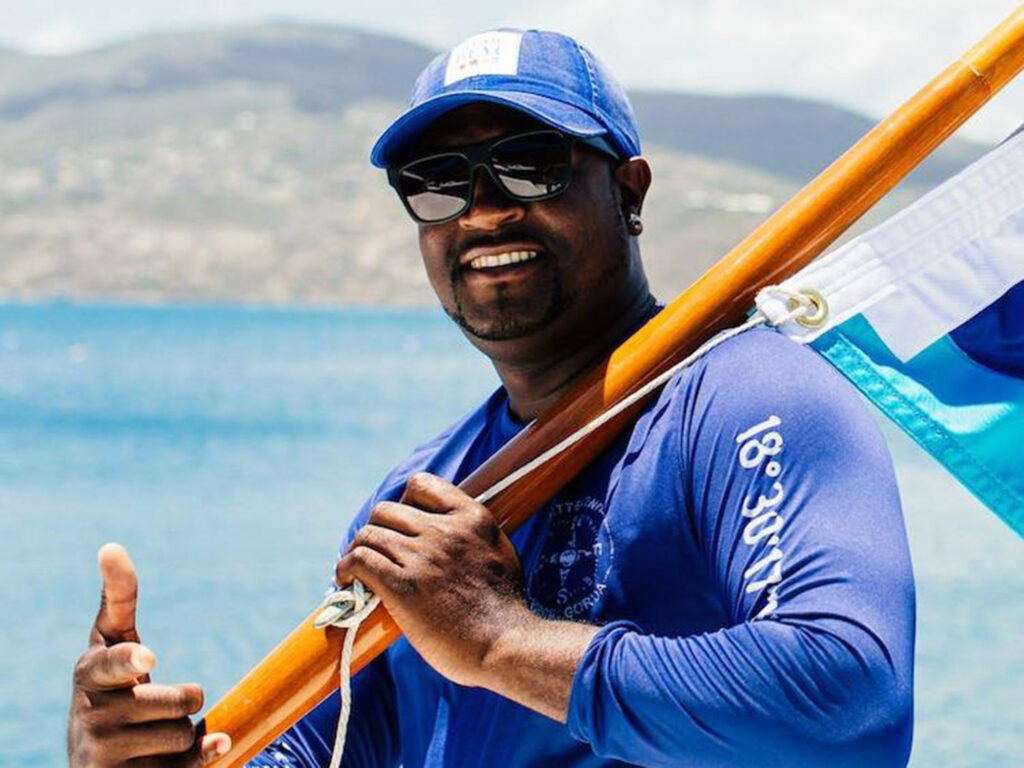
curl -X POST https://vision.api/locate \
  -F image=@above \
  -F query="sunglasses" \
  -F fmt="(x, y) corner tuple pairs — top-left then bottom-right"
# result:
(387, 130), (620, 224)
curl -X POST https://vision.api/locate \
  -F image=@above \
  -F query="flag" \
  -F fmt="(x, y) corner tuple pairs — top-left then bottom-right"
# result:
(757, 129), (1024, 535)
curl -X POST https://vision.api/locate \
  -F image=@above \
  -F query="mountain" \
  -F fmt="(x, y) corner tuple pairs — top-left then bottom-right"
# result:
(0, 24), (430, 120)
(0, 25), (981, 181)
(0, 23), (987, 305)
(629, 91), (981, 187)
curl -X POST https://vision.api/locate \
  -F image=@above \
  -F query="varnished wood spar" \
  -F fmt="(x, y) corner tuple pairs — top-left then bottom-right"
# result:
(205, 7), (1024, 766)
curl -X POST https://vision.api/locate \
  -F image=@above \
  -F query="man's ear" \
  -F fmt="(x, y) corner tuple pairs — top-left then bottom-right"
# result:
(614, 157), (652, 216)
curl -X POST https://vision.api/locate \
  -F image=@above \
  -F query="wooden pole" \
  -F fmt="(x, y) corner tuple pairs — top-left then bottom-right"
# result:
(204, 7), (1024, 765)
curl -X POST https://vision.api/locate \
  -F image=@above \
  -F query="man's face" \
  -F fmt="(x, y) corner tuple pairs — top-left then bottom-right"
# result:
(409, 104), (643, 360)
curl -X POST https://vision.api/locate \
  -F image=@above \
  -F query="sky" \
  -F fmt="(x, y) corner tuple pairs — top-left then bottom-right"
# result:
(2, 0), (1021, 143)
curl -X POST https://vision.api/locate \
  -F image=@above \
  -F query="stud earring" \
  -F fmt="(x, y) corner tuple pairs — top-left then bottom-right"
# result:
(627, 211), (643, 235)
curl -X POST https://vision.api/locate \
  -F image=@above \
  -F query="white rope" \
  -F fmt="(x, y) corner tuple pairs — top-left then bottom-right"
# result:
(314, 581), (380, 768)
(312, 293), (810, 767)
(474, 310), (783, 505)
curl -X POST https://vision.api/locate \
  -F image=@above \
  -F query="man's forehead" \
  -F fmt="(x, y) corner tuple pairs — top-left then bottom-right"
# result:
(415, 103), (551, 152)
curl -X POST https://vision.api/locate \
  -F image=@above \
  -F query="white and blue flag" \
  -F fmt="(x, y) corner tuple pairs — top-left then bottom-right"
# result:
(758, 129), (1024, 536)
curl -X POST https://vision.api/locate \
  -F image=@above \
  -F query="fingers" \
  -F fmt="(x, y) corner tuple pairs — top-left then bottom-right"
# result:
(336, 544), (406, 598)
(75, 642), (156, 691)
(92, 542), (140, 646)
(338, 517), (421, 592)
(402, 473), (498, 542)
(125, 732), (231, 767)
(368, 500), (428, 536)
(103, 718), (199, 759)
(400, 472), (469, 513)
(86, 683), (204, 724)
(349, 523), (416, 565)
(197, 733), (233, 765)
(68, 679), (224, 767)
(71, 546), (232, 767)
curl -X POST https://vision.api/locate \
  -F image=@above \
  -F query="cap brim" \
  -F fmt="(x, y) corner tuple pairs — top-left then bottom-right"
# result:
(369, 90), (607, 168)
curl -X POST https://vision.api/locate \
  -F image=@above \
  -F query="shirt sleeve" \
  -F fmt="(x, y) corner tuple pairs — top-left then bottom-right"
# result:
(247, 495), (402, 768)
(566, 329), (915, 768)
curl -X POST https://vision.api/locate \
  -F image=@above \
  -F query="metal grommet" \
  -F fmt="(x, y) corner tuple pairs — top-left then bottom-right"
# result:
(786, 288), (829, 328)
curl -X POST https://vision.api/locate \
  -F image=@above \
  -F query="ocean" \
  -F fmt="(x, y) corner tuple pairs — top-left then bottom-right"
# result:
(0, 302), (1019, 766)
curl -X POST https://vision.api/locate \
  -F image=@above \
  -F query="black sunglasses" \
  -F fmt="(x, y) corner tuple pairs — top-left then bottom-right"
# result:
(387, 130), (620, 224)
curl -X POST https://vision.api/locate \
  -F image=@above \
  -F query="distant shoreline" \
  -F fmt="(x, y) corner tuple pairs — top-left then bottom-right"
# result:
(0, 23), (972, 306)
(0, 294), (448, 314)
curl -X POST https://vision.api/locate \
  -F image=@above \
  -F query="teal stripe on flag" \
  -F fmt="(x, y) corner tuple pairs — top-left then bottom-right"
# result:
(813, 314), (1024, 535)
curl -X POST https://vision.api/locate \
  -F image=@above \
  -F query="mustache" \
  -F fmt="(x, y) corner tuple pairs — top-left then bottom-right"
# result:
(448, 226), (559, 269)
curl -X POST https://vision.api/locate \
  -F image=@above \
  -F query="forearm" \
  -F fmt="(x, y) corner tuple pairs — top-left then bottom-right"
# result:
(475, 606), (909, 768)
(478, 604), (599, 722)
(568, 619), (911, 767)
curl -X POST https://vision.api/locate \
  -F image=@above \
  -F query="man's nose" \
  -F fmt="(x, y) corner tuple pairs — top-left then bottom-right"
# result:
(458, 168), (526, 231)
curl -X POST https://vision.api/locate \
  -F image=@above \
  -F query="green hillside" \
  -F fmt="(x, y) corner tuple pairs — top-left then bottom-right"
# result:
(0, 23), (986, 304)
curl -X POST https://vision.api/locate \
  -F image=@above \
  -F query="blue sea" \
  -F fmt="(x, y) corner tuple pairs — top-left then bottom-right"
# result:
(0, 302), (1019, 766)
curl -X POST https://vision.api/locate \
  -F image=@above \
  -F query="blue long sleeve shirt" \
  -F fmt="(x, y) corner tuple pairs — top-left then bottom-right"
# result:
(249, 327), (915, 767)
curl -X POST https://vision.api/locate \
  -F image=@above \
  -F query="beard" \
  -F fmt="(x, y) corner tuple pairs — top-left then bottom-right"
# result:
(445, 256), (574, 341)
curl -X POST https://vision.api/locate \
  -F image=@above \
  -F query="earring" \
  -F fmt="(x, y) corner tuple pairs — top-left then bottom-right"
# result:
(627, 211), (643, 235)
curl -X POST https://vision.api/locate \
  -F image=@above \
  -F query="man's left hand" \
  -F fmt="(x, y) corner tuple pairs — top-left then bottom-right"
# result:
(335, 472), (530, 688)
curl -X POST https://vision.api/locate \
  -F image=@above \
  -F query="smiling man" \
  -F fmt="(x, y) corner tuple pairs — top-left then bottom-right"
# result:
(68, 29), (915, 768)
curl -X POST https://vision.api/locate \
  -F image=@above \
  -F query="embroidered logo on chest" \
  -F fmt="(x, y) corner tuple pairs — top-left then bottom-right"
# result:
(527, 496), (615, 619)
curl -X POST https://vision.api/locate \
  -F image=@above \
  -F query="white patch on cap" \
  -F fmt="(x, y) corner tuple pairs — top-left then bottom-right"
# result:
(444, 31), (523, 86)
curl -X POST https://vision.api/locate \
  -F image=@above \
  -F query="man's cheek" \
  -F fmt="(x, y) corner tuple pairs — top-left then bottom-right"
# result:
(418, 244), (455, 298)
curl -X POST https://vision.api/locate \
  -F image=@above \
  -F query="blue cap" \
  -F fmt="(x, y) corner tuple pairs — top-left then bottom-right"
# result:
(370, 29), (642, 168)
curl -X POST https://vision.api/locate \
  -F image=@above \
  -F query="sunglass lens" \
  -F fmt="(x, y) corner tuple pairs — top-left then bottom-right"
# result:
(490, 132), (571, 199)
(397, 154), (471, 222)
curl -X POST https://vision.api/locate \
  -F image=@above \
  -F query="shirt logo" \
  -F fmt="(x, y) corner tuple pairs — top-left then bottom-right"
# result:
(528, 496), (614, 620)
(443, 31), (523, 86)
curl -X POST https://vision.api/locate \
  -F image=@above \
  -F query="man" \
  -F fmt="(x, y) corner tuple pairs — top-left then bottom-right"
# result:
(68, 29), (915, 767)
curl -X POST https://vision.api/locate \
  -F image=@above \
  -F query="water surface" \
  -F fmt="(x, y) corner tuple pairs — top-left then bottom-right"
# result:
(0, 302), (1018, 766)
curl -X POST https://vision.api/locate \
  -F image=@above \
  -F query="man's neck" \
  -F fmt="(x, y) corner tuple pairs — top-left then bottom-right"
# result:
(494, 291), (657, 422)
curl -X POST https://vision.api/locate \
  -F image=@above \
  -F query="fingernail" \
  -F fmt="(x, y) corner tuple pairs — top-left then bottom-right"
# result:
(216, 736), (232, 755)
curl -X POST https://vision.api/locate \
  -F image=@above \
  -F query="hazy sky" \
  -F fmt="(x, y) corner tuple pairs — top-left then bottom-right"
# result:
(3, 0), (1020, 142)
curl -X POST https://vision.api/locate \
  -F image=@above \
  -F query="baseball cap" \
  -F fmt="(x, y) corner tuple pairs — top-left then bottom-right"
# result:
(369, 29), (642, 168)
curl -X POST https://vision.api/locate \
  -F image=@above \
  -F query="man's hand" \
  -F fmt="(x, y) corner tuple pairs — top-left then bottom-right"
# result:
(68, 543), (231, 767)
(335, 473), (532, 688)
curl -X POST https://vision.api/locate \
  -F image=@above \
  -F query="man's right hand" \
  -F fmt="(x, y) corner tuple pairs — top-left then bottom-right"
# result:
(68, 543), (231, 767)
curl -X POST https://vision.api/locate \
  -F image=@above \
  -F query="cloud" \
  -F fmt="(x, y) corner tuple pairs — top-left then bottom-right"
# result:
(493, 0), (1022, 142)
(6, 1), (1020, 140)
(25, 16), (92, 55)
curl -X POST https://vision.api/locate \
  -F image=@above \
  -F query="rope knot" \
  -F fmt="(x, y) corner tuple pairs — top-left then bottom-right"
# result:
(315, 579), (380, 630)
(314, 578), (381, 768)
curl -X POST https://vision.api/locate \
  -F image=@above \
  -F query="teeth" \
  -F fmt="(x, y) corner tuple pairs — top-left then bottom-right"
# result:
(468, 250), (540, 270)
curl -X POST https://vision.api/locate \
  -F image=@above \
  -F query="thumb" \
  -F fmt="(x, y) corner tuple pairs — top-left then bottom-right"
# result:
(91, 542), (140, 646)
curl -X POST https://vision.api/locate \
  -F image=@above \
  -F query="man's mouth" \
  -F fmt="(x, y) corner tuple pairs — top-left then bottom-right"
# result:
(466, 249), (542, 271)
(458, 242), (549, 278)
(447, 240), (565, 338)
